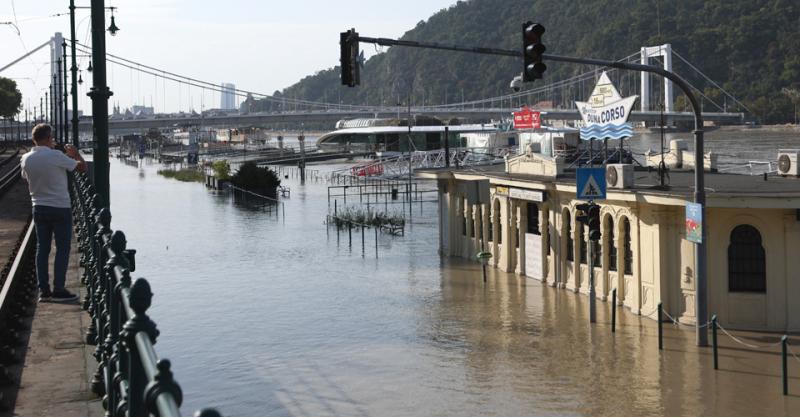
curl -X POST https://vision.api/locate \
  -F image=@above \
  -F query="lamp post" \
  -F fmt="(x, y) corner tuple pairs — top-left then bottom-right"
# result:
(66, 2), (118, 204)
(88, 0), (114, 208)
(63, 41), (69, 145)
(70, 0), (80, 147)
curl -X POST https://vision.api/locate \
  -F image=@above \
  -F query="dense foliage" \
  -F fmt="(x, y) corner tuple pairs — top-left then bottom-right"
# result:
(230, 162), (281, 198)
(0, 77), (22, 118)
(211, 160), (231, 181)
(247, 0), (800, 124)
(157, 168), (205, 182)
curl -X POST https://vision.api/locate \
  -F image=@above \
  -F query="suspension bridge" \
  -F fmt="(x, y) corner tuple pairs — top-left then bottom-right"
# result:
(0, 33), (748, 139)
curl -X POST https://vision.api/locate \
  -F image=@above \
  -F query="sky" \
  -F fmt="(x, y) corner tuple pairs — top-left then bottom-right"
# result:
(0, 0), (458, 116)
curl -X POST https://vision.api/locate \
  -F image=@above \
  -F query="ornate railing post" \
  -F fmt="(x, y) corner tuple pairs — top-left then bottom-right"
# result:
(90, 207), (111, 396)
(113, 264), (132, 417)
(100, 231), (126, 414)
(122, 279), (159, 417)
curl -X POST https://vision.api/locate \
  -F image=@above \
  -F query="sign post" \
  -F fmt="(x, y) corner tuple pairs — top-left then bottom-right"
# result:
(513, 107), (541, 129)
(576, 167), (607, 201)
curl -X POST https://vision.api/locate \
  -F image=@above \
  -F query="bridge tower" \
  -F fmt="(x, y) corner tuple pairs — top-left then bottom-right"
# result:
(48, 32), (65, 135)
(640, 44), (674, 114)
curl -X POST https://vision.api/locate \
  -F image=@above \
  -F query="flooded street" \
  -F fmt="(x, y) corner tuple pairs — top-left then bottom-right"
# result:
(106, 130), (800, 416)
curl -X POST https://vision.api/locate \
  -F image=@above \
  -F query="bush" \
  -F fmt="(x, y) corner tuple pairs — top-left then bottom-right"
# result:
(230, 161), (281, 198)
(157, 168), (205, 182)
(211, 160), (231, 180)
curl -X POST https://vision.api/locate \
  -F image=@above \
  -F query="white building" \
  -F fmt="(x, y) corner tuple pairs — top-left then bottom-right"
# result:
(221, 83), (236, 110)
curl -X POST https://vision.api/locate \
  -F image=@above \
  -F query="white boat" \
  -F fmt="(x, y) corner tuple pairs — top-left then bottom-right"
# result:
(315, 118), (500, 153)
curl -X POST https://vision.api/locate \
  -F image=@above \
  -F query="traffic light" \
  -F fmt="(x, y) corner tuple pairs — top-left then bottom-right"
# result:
(587, 204), (601, 241)
(522, 22), (546, 82)
(340, 29), (360, 87)
(575, 203), (590, 224)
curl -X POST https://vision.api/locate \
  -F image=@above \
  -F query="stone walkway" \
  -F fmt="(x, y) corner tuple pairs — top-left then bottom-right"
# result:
(1, 175), (102, 417)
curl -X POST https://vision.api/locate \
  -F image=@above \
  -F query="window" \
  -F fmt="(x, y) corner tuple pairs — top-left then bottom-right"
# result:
(476, 208), (483, 241)
(607, 217), (617, 271)
(728, 225), (766, 293)
(488, 216), (493, 242)
(579, 225), (587, 264)
(623, 218), (633, 275)
(527, 203), (540, 235)
(461, 199), (467, 237)
(565, 212), (574, 262)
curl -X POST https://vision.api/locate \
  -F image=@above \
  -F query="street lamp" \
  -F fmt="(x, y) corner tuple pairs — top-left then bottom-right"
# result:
(107, 7), (119, 35)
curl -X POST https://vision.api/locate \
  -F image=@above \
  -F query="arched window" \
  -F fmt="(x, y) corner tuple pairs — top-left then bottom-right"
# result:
(579, 223), (587, 265)
(565, 211), (573, 262)
(607, 217), (617, 271)
(623, 217), (633, 275)
(728, 225), (766, 293)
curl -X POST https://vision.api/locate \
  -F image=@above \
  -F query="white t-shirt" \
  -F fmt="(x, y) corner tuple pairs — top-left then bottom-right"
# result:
(20, 146), (78, 208)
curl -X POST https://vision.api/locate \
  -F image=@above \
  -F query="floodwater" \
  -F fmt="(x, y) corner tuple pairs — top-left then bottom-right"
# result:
(107, 129), (800, 417)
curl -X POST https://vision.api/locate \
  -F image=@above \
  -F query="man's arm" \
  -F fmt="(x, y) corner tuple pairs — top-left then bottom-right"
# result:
(64, 145), (87, 172)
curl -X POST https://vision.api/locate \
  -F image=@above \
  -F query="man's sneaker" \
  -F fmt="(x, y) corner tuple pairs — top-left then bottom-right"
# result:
(51, 289), (79, 302)
(39, 289), (52, 302)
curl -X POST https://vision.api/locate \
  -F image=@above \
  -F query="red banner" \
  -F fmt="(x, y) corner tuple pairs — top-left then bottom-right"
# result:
(351, 164), (384, 177)
(513, 108), (541, 129)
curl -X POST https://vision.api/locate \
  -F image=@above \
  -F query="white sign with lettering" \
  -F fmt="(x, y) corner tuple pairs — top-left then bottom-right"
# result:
(509, 188), (545, 202)
(525, 233), (543, 280)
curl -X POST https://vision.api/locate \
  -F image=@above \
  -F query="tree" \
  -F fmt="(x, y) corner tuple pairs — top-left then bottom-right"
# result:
(230, 162), (281, 198)
(0, 77), (22, 118)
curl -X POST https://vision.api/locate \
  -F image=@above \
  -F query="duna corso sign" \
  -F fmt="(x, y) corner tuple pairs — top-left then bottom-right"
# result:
(575, 72), (638, 140)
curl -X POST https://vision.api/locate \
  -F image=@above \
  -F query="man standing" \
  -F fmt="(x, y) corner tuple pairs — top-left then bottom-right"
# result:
(21, 124), (86, 302)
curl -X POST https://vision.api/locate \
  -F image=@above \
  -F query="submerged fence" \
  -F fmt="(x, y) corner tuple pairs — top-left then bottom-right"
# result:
(72, 171), (221, 417)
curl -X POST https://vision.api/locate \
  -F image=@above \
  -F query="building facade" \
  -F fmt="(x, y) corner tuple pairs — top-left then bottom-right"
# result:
(420, 153), (800, 332)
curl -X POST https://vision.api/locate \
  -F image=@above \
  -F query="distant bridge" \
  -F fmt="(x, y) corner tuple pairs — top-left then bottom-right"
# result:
(88, 108), (746, 133)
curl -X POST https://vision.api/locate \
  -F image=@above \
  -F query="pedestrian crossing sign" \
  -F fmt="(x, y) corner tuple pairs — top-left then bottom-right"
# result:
(576, 167), (607, 200)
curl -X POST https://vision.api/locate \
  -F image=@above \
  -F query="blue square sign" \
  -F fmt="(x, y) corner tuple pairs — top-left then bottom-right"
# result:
(576, 167), (606, 200)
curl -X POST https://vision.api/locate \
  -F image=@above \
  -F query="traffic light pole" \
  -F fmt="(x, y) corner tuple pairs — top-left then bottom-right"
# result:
(349, 32), (708, 346)
(588, 224), (596, 323)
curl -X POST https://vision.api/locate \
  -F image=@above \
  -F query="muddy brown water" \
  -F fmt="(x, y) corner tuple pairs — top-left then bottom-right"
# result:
(107, 129), (800, 416)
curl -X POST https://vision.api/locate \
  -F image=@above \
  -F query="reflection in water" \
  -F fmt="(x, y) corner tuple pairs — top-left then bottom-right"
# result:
(108, 132), (800, 417)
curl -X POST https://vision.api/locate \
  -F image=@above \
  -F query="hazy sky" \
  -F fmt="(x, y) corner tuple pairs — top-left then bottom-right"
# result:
(0, 0), (457, 115)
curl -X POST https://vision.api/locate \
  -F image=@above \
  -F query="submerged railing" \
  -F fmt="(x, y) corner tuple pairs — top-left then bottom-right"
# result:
(71, 171), (221, 417)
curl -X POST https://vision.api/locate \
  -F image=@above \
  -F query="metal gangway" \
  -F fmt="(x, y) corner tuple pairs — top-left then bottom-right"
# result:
(340, 146), (517, 179)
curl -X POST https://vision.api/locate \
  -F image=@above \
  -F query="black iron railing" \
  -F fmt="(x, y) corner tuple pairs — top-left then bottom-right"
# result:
(72, 171), (220, 417)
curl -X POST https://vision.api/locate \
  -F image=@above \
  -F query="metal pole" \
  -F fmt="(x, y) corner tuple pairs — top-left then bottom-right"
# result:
(611, 288), (617, 333)
(70, 0), (80, 148)
(782, 335), (788, 396)
(52, 73), (59, 142)
(589, 234), (595, 323)
(444, 125), (450, 167)
(711, 315), (718, 369)
(89, 0), (111, 208)
(657, 302), (663, 350)
(63, 42), (69, 145)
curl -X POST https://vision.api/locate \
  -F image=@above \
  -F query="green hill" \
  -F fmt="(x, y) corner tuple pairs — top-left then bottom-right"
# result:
(248, 0), (800, 124)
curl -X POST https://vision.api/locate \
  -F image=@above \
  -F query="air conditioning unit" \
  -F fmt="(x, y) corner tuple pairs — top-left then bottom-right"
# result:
(777, 150), (800, 177)
(606, 164), (634, 189)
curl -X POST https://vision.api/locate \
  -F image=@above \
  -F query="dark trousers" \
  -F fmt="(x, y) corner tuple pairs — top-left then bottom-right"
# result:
(33, 205), (73, 291)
